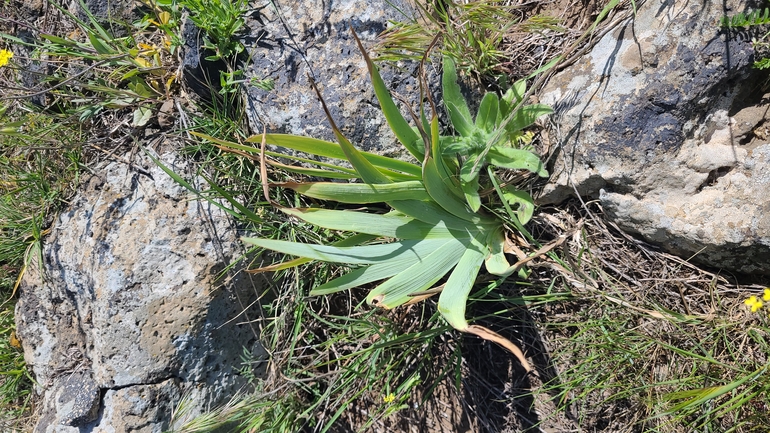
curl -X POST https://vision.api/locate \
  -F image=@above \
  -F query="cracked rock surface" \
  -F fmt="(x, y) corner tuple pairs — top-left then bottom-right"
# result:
(539, 0), (770, 274)
(15, 150), (266, 433)
(242, 0), (428, 155)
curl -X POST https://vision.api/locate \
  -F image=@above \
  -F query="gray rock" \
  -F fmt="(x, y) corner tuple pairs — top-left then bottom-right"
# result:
(242, 0), (425, 155)
(538, 0), (770, 274)
(57, 371), (100, 427)
(15, 149), (266, 432)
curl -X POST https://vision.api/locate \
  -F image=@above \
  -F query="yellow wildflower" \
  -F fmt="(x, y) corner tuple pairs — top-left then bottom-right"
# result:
(0, 49), (13, 68)
(383, 393), (395, 404)
(745, 295), (764, 313)
(763, 288), (770, 301)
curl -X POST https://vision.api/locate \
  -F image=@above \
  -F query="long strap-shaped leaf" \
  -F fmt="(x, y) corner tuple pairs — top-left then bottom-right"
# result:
(242, 237), (448, 265)
(437, 243), (487, 331)
(308, 78), (394, 185)
(311, 257), (420, 296)
(367, 238), (467, 308)
(351, 28), (423, 161)
(437, 241), (533, 372)
(193, 130), (421, 178)
(281, 208), (459, 240)
(247, 233), (376, 274)
(252, 133), (423, 177)
(280, 181), (429, 203)
(389, 199), (497, 231)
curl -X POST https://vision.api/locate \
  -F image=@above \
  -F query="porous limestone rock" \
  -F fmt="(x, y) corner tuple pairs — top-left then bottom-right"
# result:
(15, 150), (266, 432)
(242, 0), (426, 155)
(538, 0), (770, 274)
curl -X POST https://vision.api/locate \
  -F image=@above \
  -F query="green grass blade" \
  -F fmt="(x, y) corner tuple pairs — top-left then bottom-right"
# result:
(366, 238), (466, 308)
(200, 175), (263, 223)
(144, 150), (261, 222)
(662, 368), (763, 415)
(242, 237), (447, 265)
(282, 208), (457, 239)
(87, 31), (115, 55)
(282, 180), (429, 203)
(437, 243), (487, 330)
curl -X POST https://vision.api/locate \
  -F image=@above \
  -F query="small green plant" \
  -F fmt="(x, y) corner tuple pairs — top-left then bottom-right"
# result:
(722, 5), (770, 69)
(180, 0), (247, 62)
(0, 0), (182, 125)
(377, 0), (516, 78)
(199, 30), (552, 370)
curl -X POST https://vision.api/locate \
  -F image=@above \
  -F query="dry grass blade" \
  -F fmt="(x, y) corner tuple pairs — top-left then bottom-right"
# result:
(466, 324), (532, 373)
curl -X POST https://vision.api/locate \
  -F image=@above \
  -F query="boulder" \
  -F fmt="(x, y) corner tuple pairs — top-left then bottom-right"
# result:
(15, 150), (266, 433)
(538, 0), (770, 274)
(241, 0), (426, 155)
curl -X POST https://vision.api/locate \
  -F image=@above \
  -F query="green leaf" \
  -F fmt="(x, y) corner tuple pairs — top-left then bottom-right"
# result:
(311, 259), (413, 296)
(281, 208), (458, 240)
(437, 243), (487, 330)
(366, 238), (467, 308)
(504, 104), (553, 135)
(121, 69), (141, 80)
(40, 33), (78, 47)
(459, 159), (481, 212)
(283, 180), (429, 203)
(442, 57), (474, 137)
(423, 156), (487, 222)
(352, 29), (423, 161)
(475, 92), (499, 133)
(421, 118), (481, 221)
(388, 199), (497, 231)
(251, 233), (376, 274)
(246, 133), (422, 178)
(502, 80), (526, 109)
(502, 188), (535, 225)
(242, 237), (448, 265)
(128, 80), (158, 98)
(87, 31), (115, 55)
(266, 160), (358, 180)
(132, 106), (153, 127)
(483, 227), (512, 276)
(487, 146), (548, 177)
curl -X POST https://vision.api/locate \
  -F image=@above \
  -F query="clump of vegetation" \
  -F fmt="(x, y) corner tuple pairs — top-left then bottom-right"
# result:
(3, 0), (770, 432)
(722, 5), (770, 69)
(198, 30), (554, 370)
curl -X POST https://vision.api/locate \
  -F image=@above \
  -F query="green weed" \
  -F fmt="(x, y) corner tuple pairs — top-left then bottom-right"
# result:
(722, 4), (770, 70)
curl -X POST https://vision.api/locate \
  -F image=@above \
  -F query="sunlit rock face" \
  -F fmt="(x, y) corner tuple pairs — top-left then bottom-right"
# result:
(16, 151), (266, 433)
(539, 0), (770, 275)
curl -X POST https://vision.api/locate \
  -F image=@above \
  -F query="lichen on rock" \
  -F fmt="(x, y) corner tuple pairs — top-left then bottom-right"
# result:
(15, 149), (266, 433)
